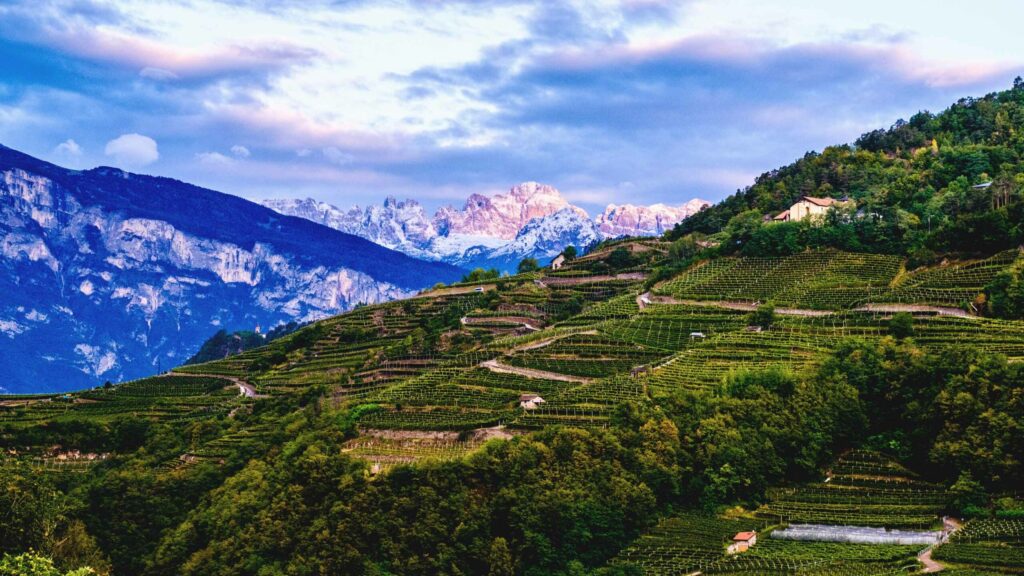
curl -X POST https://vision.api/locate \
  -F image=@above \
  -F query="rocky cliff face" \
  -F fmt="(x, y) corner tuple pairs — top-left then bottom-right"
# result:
(0, 145), (461, 393)
(260, 197), (437, 259)
(595, 199), (710, 237)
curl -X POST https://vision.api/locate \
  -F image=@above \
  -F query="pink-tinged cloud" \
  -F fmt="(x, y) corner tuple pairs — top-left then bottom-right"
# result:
(4, 12), (318, 81)
(530, 34), (1019, 91)
(203, 103), (415, 160)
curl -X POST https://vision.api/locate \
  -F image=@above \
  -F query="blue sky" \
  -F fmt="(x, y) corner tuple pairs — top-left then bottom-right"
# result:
(1, 0), (1022, 214)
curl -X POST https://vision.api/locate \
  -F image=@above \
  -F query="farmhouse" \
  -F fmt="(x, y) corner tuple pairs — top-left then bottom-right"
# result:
(727, 531), (757, 554)
(519, 394), (546, 410)
(550, 254), (566, 270)
(776, 196), (853, 222)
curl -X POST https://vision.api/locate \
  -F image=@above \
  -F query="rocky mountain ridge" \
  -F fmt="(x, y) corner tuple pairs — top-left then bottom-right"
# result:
(262, 183), (707, 270)
(0, 144), (461, 393)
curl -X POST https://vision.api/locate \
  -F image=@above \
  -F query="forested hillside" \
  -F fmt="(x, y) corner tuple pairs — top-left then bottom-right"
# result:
(2, 238), (1023, 575)
(671, 79), (1024, 261)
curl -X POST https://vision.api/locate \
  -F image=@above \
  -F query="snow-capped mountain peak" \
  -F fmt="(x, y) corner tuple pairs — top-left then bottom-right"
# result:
(433, 182), (578, 240)
(261, 183), (707, 272)
(491, 208), (600, 260)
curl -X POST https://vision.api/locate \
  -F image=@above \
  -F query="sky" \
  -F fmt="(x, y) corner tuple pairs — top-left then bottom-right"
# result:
(1, 0), (1023, 215)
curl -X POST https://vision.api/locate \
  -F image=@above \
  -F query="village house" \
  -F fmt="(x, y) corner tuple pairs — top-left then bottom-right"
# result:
(775, 196), (853, 222)
(519, 394), (546, 410)
(727, 531), (758, 554)
(550, 254), (566, 270)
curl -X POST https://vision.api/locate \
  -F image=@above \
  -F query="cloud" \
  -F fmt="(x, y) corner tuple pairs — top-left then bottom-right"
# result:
(322, 146), (355, 165)
(104, 133), (159, 168)
(196, 151), (233, 166)
(54, 138), (82, 157)
(139, 67), (179, 81)
(1, 0), (1023, 213)
(0, 2), (319, 88)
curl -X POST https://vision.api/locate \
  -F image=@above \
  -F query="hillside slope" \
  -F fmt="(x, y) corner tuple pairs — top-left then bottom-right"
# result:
(670, 80), (1024, 260)
(2, 240), (1023, 575)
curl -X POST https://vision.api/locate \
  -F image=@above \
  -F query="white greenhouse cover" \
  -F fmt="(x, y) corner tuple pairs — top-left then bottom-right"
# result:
(772, 524), (941, 545)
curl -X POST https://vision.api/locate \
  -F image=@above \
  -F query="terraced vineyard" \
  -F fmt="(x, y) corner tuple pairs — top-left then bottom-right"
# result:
(607, 512), (924, 576)
(705, 538), (921, 575)
(0, 374), (243, 427)
(5, 241), (1024, 576)
(655, 249), (1023, 311)
(759, 451), (947, 529)
(12, 245), (1022, 475)
(607, 452), (942, 576)
(608, 513), (759, 575)
(882, 250), (1021, 308)
(654, 251), (903, 309)
(933, 518), (1024, 570)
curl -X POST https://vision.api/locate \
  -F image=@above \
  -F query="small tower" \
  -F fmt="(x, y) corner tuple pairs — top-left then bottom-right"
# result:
(254, 323), (262, 335)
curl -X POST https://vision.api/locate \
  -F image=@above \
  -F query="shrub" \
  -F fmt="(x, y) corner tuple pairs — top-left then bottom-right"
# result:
(748, 303), (776, 328)
(889, 312), (914, 339)
(517, 258), (540, 273)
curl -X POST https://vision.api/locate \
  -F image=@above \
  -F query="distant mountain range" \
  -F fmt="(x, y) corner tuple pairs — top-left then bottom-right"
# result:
(261, 183), (708, 270)
(0, 143), (462, 393)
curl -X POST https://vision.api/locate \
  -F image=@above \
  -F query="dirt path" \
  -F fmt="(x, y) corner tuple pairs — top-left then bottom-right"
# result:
(540, 272), (647, 286)
(648, 297), (834, 316)
(462, 315), (545, 331)
(511, 329), (599, 353)
(918, 547), (943, 573)
(855, 303), (973, 318)
(643, 297), (974, 318)
(479, 359), (593, 384)
(169, 372), (264, 399)
(918, 517), (963, 573)
(637, 292), (651, 310)
(416, 283), (496, 298)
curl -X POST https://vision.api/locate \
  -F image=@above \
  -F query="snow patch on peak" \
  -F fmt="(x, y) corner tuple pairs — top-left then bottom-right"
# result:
(434, 182), (577, 240)
(493, 208), (600, 259)
(261, 184), (707, 273)
(596, 199), (710, 237)
(0, 319), (27, 338)
(260, 196), (435, 256)
(74, 343), (119, 377)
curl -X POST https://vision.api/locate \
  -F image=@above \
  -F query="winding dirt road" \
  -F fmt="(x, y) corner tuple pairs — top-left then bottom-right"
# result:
(918, 517), (963, 573)
(642, 294), (974, 318)
(479, 359), (593, 384)
(169, 372), (263, 398)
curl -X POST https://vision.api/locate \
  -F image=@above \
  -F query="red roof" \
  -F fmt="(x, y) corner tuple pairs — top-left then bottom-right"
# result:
(733, 531), (756, 541)
(801, 196), (841, 207)
(773, 209), (790, 220)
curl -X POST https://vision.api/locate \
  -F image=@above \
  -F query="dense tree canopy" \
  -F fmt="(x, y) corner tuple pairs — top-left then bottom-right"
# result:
(668, 82), (1024, 262)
